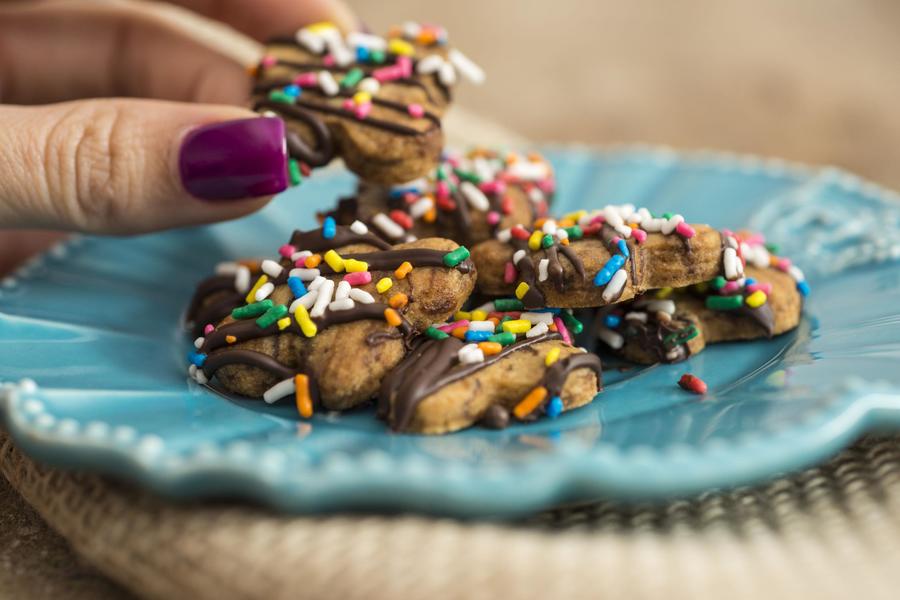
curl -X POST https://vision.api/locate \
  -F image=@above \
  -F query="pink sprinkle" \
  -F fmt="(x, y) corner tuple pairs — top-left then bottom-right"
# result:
(407, 103), (424, 118)
(538, 179), (555, 194)
(396, 56), (413, 78)
(503, 261), (517, 284)
(632, 229), (647, 244)
(747, 282), (772, 295)
(294, 73), (317, 87)
(342, 98), (355, 111)
(721, 281), (743, 295)
(294, 258), (306, 267)
(446, 156), (461, 168)
(322, 54), (336, 67)
(590, 215), (605, 226)
(611, 235), (621, 245)
(203, 324), (215, 335)
(343, 272), (372, 285)
(354, 102), (372, 120)
(675, 222), (696, 238)
(436, 181), (450, 200)
(279, 244), (296, 258)
(776, 257), (792, 272)
(373, 66), (402, 82)
(722, 228), (735, 238)
(744, 233), (765, 245)
(261, 55), (277, 68)
(437, 320), (469, 333)
(553, 317), (572, 345)
(486, 211), (501, 226)
(479, 180), (506, 195)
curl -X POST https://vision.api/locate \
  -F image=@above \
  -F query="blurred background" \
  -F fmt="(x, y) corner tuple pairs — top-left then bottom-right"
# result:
(352, 0), (900, 190)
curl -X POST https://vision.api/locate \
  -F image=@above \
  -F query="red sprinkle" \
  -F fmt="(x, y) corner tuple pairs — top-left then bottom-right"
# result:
(510, 225), (530, 240)
(390, 209), (413, 229)
(678, 373), (707, 395)
(436, 196), (457, 211)
(500, 195), (514, 215)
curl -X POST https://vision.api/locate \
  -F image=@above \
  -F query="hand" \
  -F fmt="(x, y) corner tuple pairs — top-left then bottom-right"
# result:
(0, 0), (356, 248)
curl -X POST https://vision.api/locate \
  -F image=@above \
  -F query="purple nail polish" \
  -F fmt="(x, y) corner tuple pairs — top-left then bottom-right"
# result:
(179, 117), (288, 201)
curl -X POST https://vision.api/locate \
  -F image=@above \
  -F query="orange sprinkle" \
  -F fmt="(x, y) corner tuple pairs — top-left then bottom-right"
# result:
(238, 259), (261, 272)
(451, 326), (468, 339)
(533, 217), (547, 228)
(305, 254), (322, 268)
(769, 255), (780, 267)
(417, 30), (437, 44)
(505, 153), (519, 165)
(394, 261), (413, 279)
(384, 308), (403, 327)
(527, 152), (542, 162)
(513, 386), (548, 419)
(423, 207), (437, 223)
(558, 218), (574, 228)
(294, 374), (313, 419)
(561, 238), (570, 246)
(629, 222), (639, 229)
(487, 317), (500, 327)
(478, 341), (502, 356)
(389, 293), (409, 309)
(548, 323), (558, 332)
(225, 335), (237, 344)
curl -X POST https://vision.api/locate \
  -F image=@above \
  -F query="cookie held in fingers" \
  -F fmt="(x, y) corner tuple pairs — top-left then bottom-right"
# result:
(252, 22), (483, 184)
(325, 148), (554, 246)
(186, 224), (476, 411)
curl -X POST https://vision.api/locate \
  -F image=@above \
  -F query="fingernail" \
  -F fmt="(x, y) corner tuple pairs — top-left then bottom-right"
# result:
(179, 117), (288, 201)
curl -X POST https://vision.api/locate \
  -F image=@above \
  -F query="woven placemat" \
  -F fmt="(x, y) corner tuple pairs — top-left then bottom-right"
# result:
(2, 429), (899, 600)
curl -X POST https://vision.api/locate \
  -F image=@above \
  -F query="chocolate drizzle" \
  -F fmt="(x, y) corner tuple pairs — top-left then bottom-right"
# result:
(255, 100), (335, 167)
(290, 225), (392, 251)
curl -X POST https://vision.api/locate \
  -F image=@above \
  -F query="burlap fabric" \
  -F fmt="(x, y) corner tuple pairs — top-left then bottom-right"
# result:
(2, 429), (900, 600)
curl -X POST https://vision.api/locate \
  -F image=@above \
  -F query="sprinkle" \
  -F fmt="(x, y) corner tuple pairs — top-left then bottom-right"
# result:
(553, 316), (572, 344)
(625, 311), (648, 323)
(528, 231), (543, 251)
(295, 374), (314, 418)
(287, 276), (307, 299)
(384, 308), (402, 327)
(604, 314), (622, 329)
(187, 351), (207, 367)
(293, 304), (317, 337)
(443, 246), (471, 267)
(305, 254), (322, 268)
(289, 290), (318, 313)
(488, 331), (516, 346)
(232, 300), (273, 320)
(343, 271), (372, 286)
(501, 261), (517, 284)
(561, 311), (585, 334)
(616, 239), (629, 257)
(635, 299), (676, 315)
(263, 377), (295, 404)
(193, 336), (205, 350)
(256, 304), (288, 329)
(448, 48), (486, 84)
(389, 293), (408, 309)
(438, 61), (457, 86)
(278, 244), (296, 259)
(348, 288), (375, 304)
(746, 282), (773, 295)
(723, 247), (742, 280)
(335, 280), (351, 300)
(458, 344), (485, 365)
(513, 386), (548, 419)
(268, 89), (294, 104)
(341, 67), (364, 88)
(245, 275), (269, 304)
(742, 290), (767, 308)
(545, 396), (564, 418)
(358, 77), (380, 94)
(706, 295), (744, 310)
(797, 281), (811, 297)
(254, 282), (275, 302)
(329, 298), (355, 311)
(416, 53), (443, 74)
(310, 279), (334, 318)
(515, 282), (530, 300)
(224, 335), (237, 344)
(375, 277), (393, 294)
(465, 330), (493, 342)
(393, 261), (413, 280)
(601, 270), (628, 302)
(472, 341), (500, 357)
(468, 320), (495, 332)
(544, 347), (561, 366)
(426, 326), (449, 340)
(460, 181), (490, 211)
(388, 37), (415, 55)
(678, 373), (707, 395)
(451, 326), (468, 339)
(494, 298), (525, 312)
(510, 225), (530, 240)
(373, 212), (405, 239)
(350, 220), (369, 235)
(203, 324), (215, 335)
(597, 327), (624, 349)
(632, 229), (648, 244)
(662, 214), (685, 235)
(502, 319), (531, 334)
(534, 258), (550, 282)
(541, 234), (554, 249)
(520, 312), (554, 325)
(593, 254), (626, 287)
(407, 103), (425, 118)
(454, 310), (472, 321)
(323, 249), (344, 273)
(322, 216), (337, 239)
(675, 222), (696, 238)
(290, 268), (320, 282)
(526, 321), (549, 338)
(318, 70), (339, 96)
(512, 249), (527, 266)
(343, 259), (369, 273)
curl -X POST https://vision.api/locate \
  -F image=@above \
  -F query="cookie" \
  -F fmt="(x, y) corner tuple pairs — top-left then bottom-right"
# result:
(186, 223), (476, 411)
(378, 307), (602, 434)
(324, 148), (553, 246)
(471, 205), (731, 309)
(251, 21), (484, 185)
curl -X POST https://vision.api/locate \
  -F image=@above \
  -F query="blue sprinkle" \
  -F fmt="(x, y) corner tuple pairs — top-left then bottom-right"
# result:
(797, 281), (810, 297)
(546, 396), (564, 418)
(283, 84), (301, 98)
(604, 314), (621, 328)
(593, 254), (626, 286)
(287, 276), (307, 299)
(188, 351), (207, 367)
(322, 216), (337, 239)
(744, 277), (756, 286)
(617, 239), (629, 258)
(355, 46), (370, 62)
(388, 186), (419, 199)
(465, 330), (493, 342)
(532, 307), (562, 314)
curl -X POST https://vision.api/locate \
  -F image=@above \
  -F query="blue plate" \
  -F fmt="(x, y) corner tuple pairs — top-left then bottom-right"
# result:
(3, 147), (900, 518)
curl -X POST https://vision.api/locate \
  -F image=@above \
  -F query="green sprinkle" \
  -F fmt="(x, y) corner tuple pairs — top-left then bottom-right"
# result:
(705, 295), (744, 311)
(425, 326), (449, 340)
(561, 311), (584, 334)
(564, 225), (583, 240)
(494, 298), (525, 312)
(662, 212), (674, 219)
(488, 331), (516, 346)
(443, 246), (471, 267)
(765, 242), (780, 254)
(541, 234), (555, 249)
(370, 49), (386, 64)
(231, 300), (274, 320)
(436, 165), (448, 181)
(341, 68), (364, 88)
(256, 304), (288, 329)
(495, 315), (513, 333)
(663, 324), (698, 349)
(268, 90), (294, 104)
(710, 276), (727, 290)
(453, 168), (481, 184)
(288, 158), (302, 186)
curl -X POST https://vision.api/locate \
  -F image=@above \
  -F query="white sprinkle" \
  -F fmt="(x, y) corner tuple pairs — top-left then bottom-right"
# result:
(625, 311), (648, 323)
(193, 368), (208, 385)
(508, 161), (549, 181)
(521, 312), (554, 325)
(357, 77), (381, 95)
(261, 259), (284, 278)
(528, 187), (544, 204)
(215, 261), (238, 275)
(403, 234), (418, 243)
(372, 212), (405, 239)
(308, 275), (327, 290)
(310, 279), (334, 318)
(349, 288), (375, 304)
(496, 228), (512, 243)
(642, 218), (663, 233)
(290, 268), (320, 281)
(636, 208), (653, 223)
(289, 290), (318, 312)
(542, 220), (558, 235)
(193, 337), (205, 349)
(473, 157), (495, 182)
(661, 214), (684, 235)
(788, 265), (806, 282)
(723, 247), (741, 280)
(468, 320), (495, 332)
(620, 204), (636, 220)
(724, 236), (739, 250)
(597, 328), (624, 350)
(601, 269), (628, 302)
(474, 301), (496, 313)
(263, 377), (296, 404)
(318, 70), (339, 96)
(448, 48), (486, 84)
(328, 298), (355, 311)
(538, 258), (550, 282)
(409, 197), (433, 219)
(512, 249), (527, 265)
(636, 299), (676, 314)
(296, 29), (326, 53)
(402, 21), (421, 38)
(603, 206), (625, 227)
(615, 224), (632, 239)
(335, 280), (351, 300)
(578, 211), (598, 228)
(438, 61), (457, 86)
(457, 344), (484, 365)
(555, 228), (569, 241)
(254, 282), (275, 301)
(347, 32), (387, 51)
(349, 220), (369, 235)
(526, 321), (550, 338)
(417, 54), (444, 75)
(234, 266), (251, 293)
(666, 349), (682, 361)
(322, 29), (353, 67)
(749, 245), (770, 268)
(188, 364), (197, 377)
(460, 181), (490, 211)
(291, 250), (312, 263)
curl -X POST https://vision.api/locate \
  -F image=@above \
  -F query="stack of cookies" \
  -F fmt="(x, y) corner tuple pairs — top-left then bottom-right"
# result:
(184, 21), (809, 435)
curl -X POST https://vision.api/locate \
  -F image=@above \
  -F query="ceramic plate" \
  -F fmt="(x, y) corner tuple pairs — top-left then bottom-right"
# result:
(2, 147), (900, 518)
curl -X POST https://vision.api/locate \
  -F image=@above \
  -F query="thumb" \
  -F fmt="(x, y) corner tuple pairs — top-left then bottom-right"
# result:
(0, 99), (289, 234)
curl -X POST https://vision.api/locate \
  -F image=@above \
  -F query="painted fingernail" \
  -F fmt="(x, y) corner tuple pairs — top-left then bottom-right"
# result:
(179, 117), (288, 201)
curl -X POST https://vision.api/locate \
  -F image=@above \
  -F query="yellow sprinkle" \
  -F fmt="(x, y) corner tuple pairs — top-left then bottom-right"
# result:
(245, 275), (269, 304)
(388, 38), (415, 56)
(513, 386), (548, 419)
(353, 91), (372, 105)
(323, 249), (344, 273)
(454, 310), (472, 321)
(343, 259), (369, 272)
(528, 231), (543, 251)
(502, 319), (531, 334)
(306, 21), (336, 33)
(470, 309), (488, 322)
(376, 277), (393, 294)
(277, 317), (291, 330)
(394, 261), (413, 279)
(515, 282), (530, 300)
(294, 304), (317, 338)
(564, 210), (586, 222)
(545, 347), (561, 366)
(745, 290), (768, 308)
(655, 287), (674, 299)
